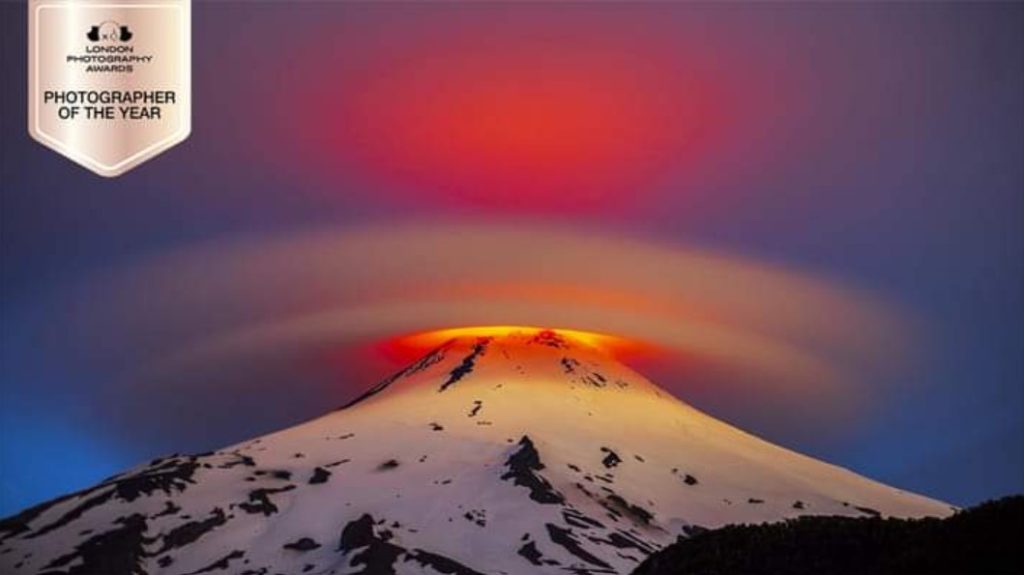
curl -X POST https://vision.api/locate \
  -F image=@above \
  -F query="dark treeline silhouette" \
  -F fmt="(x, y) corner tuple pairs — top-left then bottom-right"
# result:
(633, 496), (1023, 575)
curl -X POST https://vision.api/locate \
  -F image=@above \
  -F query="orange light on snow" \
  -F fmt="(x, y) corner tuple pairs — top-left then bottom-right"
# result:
(384, 326), (652, 363)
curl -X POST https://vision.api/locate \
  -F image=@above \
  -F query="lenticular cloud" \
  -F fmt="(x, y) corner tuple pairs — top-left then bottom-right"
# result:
(50, 220), (911, 425)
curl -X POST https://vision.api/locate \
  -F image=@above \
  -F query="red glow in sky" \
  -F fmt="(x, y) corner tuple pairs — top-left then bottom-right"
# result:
(288, 32), (729, 212)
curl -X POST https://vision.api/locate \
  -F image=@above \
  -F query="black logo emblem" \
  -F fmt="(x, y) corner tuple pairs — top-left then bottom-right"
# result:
(87, 21), (132, 43)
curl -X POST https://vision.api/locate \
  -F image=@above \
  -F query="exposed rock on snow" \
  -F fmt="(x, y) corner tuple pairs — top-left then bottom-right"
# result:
(0, 329), (952, 575)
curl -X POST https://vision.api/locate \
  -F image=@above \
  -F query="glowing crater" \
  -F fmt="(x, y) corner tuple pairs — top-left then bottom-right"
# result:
(386, 326), (650, 361)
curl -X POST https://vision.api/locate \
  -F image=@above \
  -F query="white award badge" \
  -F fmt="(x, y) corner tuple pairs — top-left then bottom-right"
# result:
(28, 0), (191, 177)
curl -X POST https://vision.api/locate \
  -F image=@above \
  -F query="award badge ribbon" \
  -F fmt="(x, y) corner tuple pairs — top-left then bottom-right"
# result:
(28, 0), (191, 177)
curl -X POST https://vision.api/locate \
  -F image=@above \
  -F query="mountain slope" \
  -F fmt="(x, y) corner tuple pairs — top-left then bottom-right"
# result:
(0, 329), (953, 575)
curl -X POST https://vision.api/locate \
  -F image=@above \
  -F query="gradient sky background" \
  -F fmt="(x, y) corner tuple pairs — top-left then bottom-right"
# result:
(1, 2), (1022, 516)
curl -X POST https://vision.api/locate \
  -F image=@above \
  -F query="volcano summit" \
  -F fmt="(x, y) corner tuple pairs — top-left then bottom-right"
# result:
(0, 329), (952, 575)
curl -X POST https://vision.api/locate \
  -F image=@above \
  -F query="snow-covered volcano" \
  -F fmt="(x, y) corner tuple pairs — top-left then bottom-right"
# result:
(0, 329), (952, 575)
